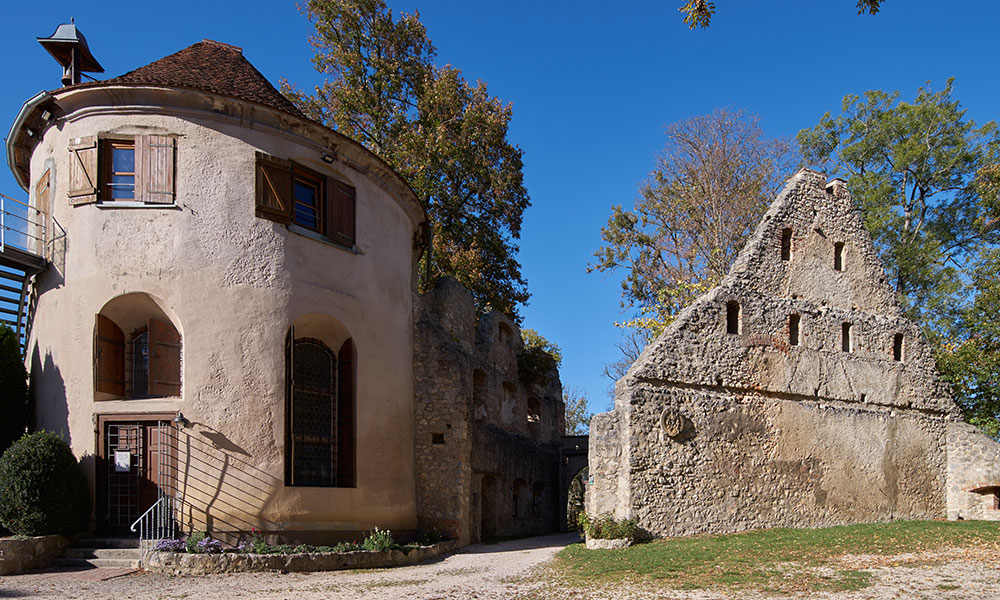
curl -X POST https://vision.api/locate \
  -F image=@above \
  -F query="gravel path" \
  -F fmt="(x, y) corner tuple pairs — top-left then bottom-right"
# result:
(0, 533), (580, 600)
(5, 534), (1000, 599)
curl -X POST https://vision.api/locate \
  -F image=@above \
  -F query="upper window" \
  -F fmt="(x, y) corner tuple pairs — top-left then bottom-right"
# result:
(255, 152), (356, 248)
(68, 135), (176, 206)
(105, 140), (135, 200)
(293, 169), (324, 233)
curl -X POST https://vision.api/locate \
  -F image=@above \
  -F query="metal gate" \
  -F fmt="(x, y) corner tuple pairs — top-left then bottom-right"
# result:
(102, 419), (174, 532)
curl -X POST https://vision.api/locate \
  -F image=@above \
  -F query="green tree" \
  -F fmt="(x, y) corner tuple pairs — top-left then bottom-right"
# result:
(287, 0), (529, 319)
(798, 79), (1000, 335)
(937, 249), (1000, 437)
(590, 108), (795, 340)
(0, 326), (27, 454)
(563, 387), (593, 436)
(679, 0), (883, 29)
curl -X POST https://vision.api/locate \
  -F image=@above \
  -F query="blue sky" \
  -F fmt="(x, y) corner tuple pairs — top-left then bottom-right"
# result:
(2, 1), (998, 414)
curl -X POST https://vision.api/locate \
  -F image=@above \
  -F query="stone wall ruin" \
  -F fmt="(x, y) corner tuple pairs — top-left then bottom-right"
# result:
(589, 170), (1000, 537)
(413, 277), (565, 544)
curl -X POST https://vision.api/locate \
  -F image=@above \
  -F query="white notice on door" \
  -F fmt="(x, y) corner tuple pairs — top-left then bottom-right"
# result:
(114, 450), (131, 472)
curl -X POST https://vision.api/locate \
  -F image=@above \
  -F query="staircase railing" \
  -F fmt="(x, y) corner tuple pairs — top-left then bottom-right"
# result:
(0, 192), (46, 257)
(130, 495), (176, 564)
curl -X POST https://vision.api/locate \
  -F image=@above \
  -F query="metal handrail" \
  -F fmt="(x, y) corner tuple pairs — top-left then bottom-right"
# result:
(130, 495), (176, 564)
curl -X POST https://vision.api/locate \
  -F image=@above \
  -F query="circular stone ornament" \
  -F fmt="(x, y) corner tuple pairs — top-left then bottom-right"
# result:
(660, 409), (684, 437)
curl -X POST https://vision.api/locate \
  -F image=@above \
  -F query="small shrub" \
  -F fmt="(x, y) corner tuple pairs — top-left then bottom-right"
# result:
(186, 531), (208, 554)
(0, 431), (90, 535)
(154, 539), (185, 552)
(362, 527), (397, 552)
(579, 513), (638, 541)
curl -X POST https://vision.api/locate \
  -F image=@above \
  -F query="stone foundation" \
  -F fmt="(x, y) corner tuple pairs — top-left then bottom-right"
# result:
(0, 535), (68, 575)
(145, 539), (462, 574)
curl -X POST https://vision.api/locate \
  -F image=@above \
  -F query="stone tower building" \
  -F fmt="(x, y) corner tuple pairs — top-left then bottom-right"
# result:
(589, 169), (1000, 537)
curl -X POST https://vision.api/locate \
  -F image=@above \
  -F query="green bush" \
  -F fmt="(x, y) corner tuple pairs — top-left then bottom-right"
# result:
(361, 527), (398, 552)
(0, 325), (28, 455)
(186, 531), (207, 554)
(0, 431), (90, 535)
(578, 513), (638, 541)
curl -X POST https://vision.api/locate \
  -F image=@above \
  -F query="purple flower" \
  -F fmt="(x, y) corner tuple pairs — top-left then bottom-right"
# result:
(154, 539), (186, 552)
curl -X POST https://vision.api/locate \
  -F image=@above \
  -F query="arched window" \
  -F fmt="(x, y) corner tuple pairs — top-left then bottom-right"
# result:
(285, 320), (354, 488)
(95, 293), (181, 399)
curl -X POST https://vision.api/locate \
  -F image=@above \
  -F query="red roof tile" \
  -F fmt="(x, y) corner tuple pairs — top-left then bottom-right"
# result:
(70, 39), (305, 118)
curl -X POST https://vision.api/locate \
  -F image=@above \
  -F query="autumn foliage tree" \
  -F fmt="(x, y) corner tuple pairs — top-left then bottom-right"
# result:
(287, 0), (529, 319)
(590, 108), (796, 341)
(679, 0), (884, 29)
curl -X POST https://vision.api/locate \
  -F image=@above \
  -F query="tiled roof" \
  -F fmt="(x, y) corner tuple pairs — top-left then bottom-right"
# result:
(70, 39), (305, 118)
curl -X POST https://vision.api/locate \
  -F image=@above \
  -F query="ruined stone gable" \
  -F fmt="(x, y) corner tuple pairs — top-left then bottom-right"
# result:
(589, 169), (997, 537)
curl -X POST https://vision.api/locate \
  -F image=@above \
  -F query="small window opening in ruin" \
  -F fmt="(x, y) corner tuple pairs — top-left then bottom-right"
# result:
(472, 369), (487, 420)
(780, 228), (792, 261)
(834, 242), (845, 271)
(431, 433), (445, 445)
(498, 322), (513, 345)
(527, 398), (541, 437)
(842, 322), (853, 353)
(726, 301), (741, 335)
(789, 314), (800, 346)
(994, 491), (1000, 511)
(893, 333), (904, 362)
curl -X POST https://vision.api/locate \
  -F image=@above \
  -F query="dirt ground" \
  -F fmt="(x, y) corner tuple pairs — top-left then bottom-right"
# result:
(3, 533), (1000, 599)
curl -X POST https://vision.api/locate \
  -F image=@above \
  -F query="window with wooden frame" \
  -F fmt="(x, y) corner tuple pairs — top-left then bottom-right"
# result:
(68, 135), (176, 206)
(285, 328), (355, 488)
(96, 314), (181, 399)
(255, 152), (356, 248)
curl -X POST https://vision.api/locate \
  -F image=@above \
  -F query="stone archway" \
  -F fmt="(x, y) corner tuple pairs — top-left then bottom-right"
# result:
(559, 435), (588, 532)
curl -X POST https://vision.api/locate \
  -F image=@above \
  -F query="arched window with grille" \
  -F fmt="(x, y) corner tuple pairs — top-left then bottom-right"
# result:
(285, 324), (355, 488)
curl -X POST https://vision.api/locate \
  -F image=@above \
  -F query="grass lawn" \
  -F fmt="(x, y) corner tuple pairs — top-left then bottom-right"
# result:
(553, 520), (1000, 593)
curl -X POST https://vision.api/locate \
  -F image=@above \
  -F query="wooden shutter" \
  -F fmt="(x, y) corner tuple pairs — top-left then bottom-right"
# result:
(34, 169), (51, 255)
(68, 136), (99, 205)
(148, 318), (181, 397)
(337, 338), (355, 487)
(329, 179), (356, 247)
(136, 135), (176, 204)
(95, 314), (125, 396)
(255, 153), (293, 223)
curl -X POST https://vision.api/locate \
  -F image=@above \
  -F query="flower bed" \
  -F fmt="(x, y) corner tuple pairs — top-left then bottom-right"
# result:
(145, 539), (462, 574)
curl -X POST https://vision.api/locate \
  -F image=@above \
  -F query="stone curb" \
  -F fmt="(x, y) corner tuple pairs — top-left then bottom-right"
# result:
(144, 539), (463, 574)
(584, 537), (632, 550)
(0, 534), (70, 575)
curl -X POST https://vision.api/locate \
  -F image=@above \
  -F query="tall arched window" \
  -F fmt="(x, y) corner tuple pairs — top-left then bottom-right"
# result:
(286, 324), (355, 487)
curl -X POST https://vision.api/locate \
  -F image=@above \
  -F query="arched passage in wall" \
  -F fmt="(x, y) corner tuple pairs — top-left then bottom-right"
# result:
(286, 313), (355, 488)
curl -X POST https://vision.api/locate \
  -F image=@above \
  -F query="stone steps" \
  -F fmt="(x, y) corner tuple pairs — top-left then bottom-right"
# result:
(55, 538), (141, 570)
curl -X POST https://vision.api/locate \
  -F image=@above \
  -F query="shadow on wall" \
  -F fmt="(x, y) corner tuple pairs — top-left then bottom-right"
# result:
(165, 425), (281, 541)
(29, 347), (68, 441)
